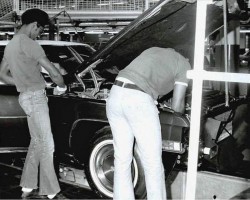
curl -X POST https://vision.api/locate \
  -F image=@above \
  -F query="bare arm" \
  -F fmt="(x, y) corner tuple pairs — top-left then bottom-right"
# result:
(171, 84), (187, 113)
(0, 59), (15, 85)
(38, 56), (65, 88)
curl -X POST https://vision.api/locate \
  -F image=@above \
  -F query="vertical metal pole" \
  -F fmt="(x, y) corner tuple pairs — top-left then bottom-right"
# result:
(13, 0), (16, 11)
(223, 0), (229, 106)
(13, 0), (20, 33)
(184, 0), (211, 199)
(109, 0), (112, 10)
(57, 19), (60, 41)
(13, 0), (20, 15)
(145, 0), (149, 11)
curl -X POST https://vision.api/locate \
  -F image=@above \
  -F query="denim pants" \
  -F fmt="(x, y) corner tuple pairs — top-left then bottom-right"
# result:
(106, 86), (166, 200)
(18, 89), (60, 195)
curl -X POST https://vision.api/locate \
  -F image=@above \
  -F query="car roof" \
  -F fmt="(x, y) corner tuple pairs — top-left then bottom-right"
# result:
(37, 40), (92, 47)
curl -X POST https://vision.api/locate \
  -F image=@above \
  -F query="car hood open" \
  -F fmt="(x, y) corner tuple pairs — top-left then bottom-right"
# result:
(76, 0), (225, 81)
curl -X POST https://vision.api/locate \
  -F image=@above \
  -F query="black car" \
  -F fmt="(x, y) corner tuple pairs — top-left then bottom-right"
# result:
(0, 0), (249, 199)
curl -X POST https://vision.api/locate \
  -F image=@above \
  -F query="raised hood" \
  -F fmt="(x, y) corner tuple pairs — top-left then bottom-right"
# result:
(75, 0), (225, 81)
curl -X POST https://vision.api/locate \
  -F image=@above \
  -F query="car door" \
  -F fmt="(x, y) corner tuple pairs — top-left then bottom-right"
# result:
(0, 84), (30, 149)
(0, 44), (29, 150)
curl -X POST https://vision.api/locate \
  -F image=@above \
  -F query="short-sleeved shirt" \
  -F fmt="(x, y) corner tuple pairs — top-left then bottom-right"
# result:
(118, 47), (191, 100)
(3, 34), (46, 92)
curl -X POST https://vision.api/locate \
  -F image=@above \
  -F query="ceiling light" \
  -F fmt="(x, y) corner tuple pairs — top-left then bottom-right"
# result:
(97, 3), (110, 6)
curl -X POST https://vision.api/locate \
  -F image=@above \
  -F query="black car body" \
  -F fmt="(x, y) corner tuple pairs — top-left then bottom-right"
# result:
(0, 40), (96, 149)
(1, 0), (249, 199)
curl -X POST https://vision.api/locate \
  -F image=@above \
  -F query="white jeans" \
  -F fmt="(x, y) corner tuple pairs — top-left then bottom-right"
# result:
(106, 85), (166, 200)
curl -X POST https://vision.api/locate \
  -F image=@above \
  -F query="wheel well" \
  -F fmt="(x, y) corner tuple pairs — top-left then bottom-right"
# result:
(69, 119), (109, 163)
(91, 125), (112, 143)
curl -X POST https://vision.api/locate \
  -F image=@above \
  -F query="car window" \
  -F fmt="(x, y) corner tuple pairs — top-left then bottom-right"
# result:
(41, 45), (95, 74)
(42, 45), (71, 62)
(42, 45), (94, 61)
(0, 43), (95, 84)
(71, 45), (95, 59)
(0, 46), (6, 85)
(0, 46), (5, 61)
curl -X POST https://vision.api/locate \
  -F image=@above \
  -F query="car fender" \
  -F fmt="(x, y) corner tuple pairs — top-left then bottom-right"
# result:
(69, 118), (109, 163)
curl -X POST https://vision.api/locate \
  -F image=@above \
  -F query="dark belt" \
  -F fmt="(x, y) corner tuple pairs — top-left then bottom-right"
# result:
(114, 80), (144, 93)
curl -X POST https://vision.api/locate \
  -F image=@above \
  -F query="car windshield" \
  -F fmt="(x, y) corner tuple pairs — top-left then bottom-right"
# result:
(42, 45), (95, 74)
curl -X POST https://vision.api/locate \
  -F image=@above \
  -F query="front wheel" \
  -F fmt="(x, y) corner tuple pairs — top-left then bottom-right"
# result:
(84, 129), (146, 199)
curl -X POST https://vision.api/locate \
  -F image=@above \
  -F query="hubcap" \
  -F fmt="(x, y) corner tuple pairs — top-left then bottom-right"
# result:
(89, 139), (138, 198)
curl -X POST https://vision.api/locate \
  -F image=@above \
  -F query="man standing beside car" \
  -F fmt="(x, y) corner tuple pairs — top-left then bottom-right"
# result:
(106, 47), (191, 200)
(0, 8), (67, 199)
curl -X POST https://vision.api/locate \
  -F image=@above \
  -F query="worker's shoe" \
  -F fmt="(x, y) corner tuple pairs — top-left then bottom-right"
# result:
(47, 192), (68, 199)
(21, 190), (37, 199)
(21, 190), (46, 199)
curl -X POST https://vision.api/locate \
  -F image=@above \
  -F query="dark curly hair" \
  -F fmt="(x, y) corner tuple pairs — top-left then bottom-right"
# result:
(21, 8), (49, 27)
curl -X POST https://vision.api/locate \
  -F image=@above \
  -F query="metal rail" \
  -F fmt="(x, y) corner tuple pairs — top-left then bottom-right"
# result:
(185, 0), (250, 199)
(184, 1), (210, 199)
(0, 147), (28, 153)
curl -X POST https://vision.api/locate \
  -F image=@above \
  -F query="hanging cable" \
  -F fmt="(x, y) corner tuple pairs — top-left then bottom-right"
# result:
(49, 10), (84, 44)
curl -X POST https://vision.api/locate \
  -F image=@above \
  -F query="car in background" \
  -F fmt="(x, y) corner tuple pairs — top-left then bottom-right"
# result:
(0, 40), (96, 83)
(0, 0), (249, 199)
(0, 39), (96, 155)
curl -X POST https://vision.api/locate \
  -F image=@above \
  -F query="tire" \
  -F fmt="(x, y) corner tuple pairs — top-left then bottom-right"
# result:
(84, 128), (146, 199)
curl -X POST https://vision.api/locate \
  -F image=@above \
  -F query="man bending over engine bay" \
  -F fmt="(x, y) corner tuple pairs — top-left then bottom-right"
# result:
(106, 47), (191, 200)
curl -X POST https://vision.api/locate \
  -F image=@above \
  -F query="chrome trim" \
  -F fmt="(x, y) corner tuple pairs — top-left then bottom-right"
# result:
(0, 147), (28, 153)
(0, 116), (27, 119)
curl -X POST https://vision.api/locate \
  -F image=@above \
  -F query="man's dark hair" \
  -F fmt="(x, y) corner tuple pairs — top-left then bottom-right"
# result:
(21, 8), (49, 27)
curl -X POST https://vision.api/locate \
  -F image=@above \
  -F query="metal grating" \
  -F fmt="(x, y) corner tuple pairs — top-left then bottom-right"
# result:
(19, 0), (147, 11)
(0, 0), (13, 18)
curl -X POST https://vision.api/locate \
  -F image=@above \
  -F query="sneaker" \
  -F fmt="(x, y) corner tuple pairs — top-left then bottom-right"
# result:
(47, 193), (68, 199)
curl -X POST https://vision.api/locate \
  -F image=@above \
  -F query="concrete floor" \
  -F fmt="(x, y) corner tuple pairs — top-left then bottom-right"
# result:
(1, 152), (250, 199)
(0, 163), (99, 199)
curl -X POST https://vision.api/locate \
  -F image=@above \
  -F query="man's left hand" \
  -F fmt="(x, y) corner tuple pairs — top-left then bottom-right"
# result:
(53, 85), (67, 95)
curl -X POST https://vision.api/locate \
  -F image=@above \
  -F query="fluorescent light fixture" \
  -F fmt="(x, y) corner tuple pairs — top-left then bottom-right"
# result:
(97, 1), (127, 6)
(108, 31), (119, 34)
(79, 22), (108, 26)
(85, 31), (104, 34)
(113, 2), (126, 5)
(97, 3), (110, 6)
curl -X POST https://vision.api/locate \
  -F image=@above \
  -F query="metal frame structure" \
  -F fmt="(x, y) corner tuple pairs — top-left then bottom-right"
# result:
(11, 0), (159, 22)
(13, 0), (159, 12)
(185, 0), (250, 199)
